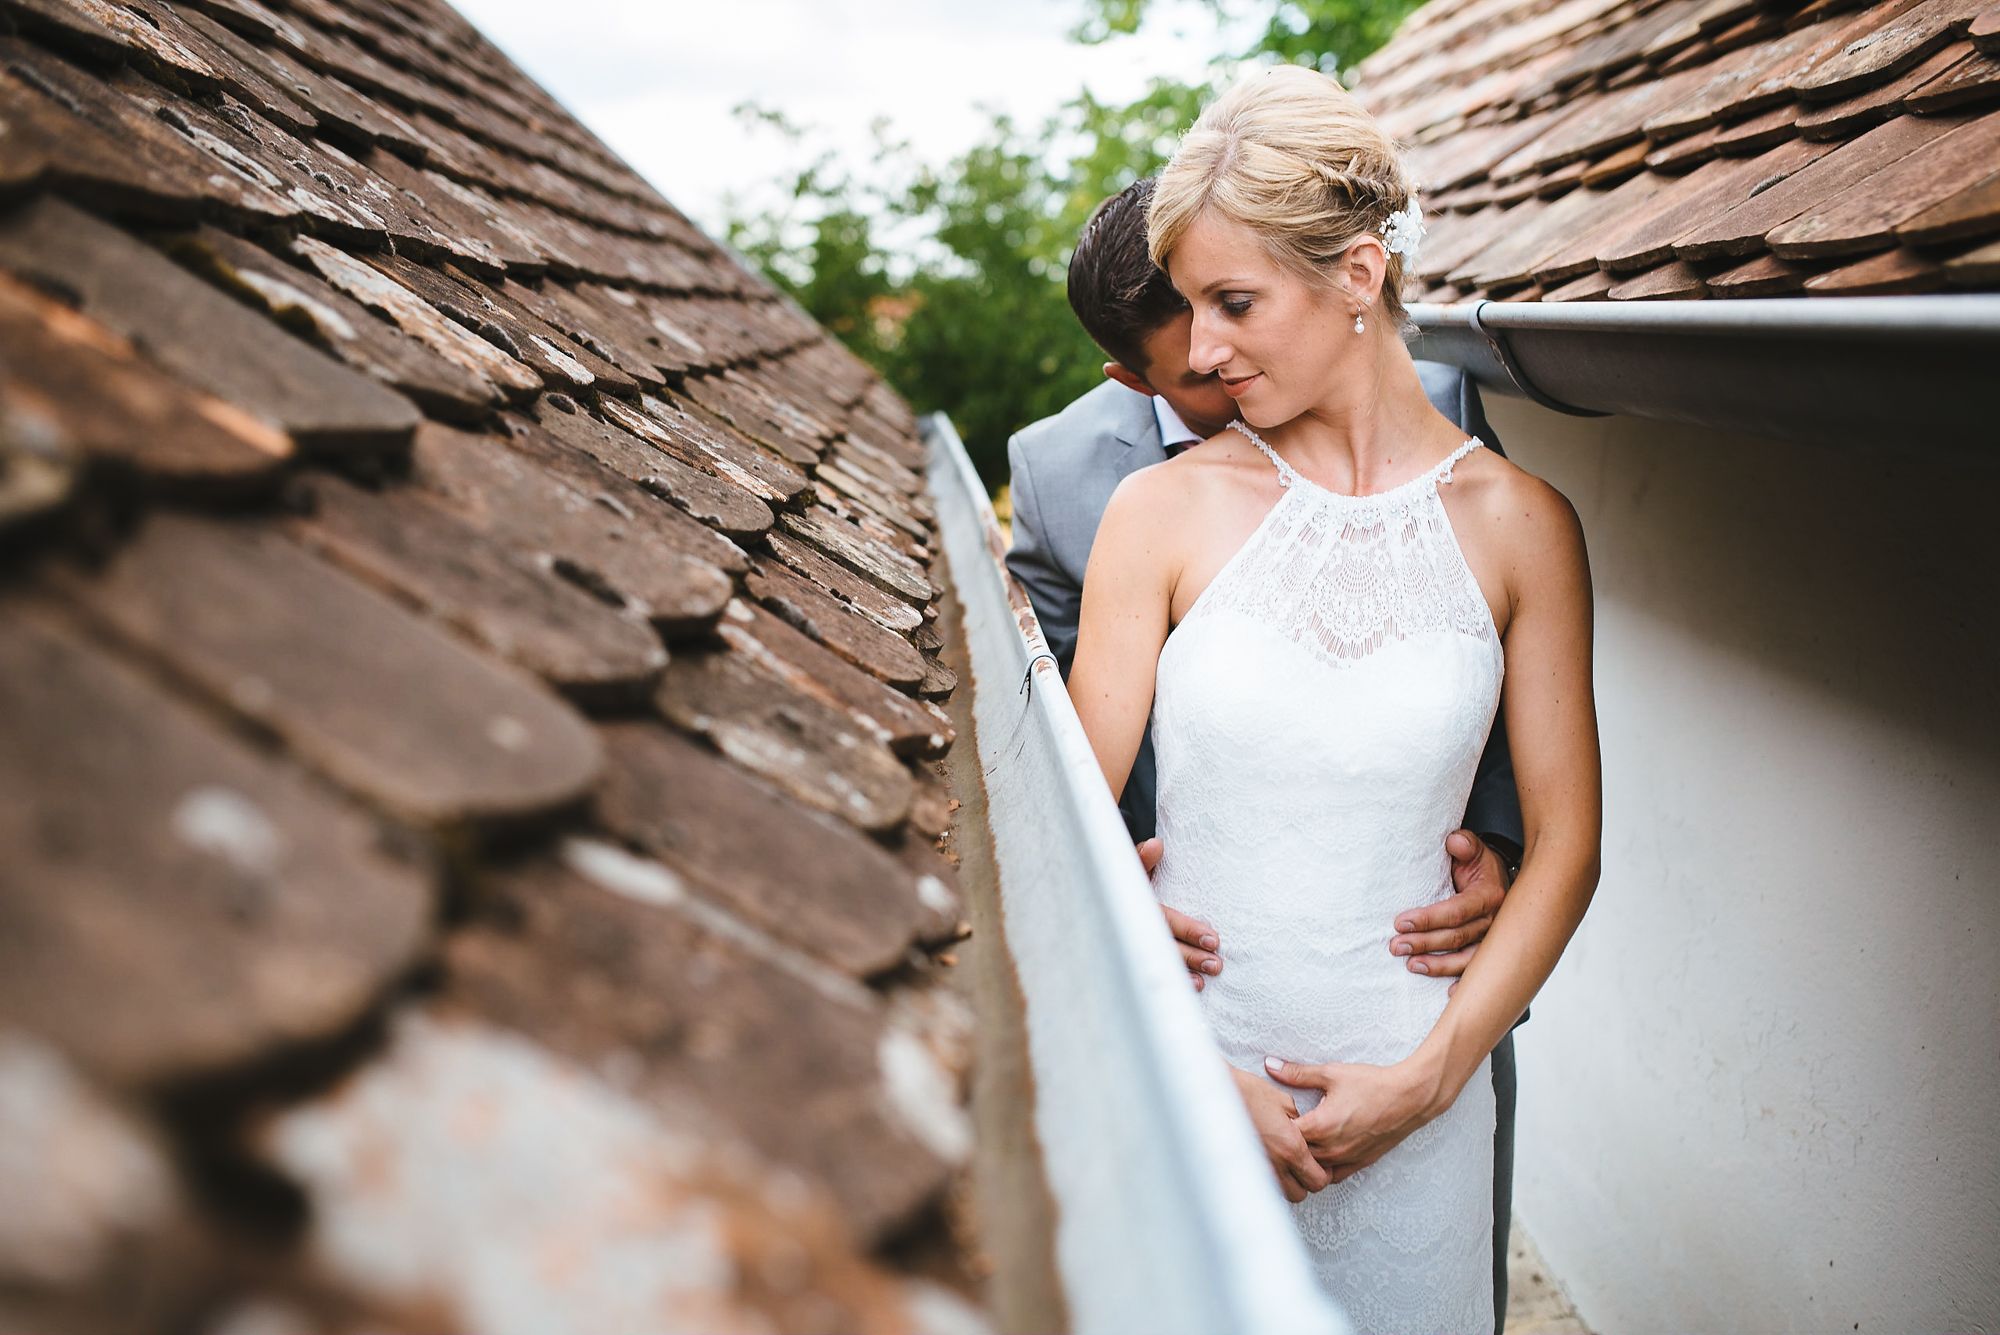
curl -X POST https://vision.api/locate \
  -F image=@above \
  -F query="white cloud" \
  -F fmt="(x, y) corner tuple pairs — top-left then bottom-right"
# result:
(452, 0), (1240, 232)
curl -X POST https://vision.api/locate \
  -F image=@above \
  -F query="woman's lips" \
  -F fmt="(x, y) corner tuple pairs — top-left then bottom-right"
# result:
(1221, 373), (1261, 398)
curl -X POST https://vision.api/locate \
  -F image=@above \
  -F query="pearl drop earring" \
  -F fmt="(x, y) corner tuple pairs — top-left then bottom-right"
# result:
(1354, 311), (1366, 334)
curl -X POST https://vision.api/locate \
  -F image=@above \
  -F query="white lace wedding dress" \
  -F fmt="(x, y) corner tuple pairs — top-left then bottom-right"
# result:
(1151, 422), (1501, 1333)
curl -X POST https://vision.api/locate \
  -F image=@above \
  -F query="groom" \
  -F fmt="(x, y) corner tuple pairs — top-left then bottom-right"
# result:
(1007, 178), (1526, 1326)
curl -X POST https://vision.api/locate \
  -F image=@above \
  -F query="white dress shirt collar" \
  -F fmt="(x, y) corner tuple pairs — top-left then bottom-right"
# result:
(1153, 395), (1202, 455)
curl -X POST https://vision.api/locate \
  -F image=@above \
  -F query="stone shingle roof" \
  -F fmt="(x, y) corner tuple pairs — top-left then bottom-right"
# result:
(0, 1), (985, 1330)
(1357, 0), (2000, 300)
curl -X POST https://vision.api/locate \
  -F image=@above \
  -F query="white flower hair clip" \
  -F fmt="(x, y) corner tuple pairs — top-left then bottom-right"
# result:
(1380, 196), (1425, 263)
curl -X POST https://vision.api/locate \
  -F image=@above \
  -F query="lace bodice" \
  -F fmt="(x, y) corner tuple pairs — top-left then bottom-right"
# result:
(1174, 421), (1498, 669)
(1148, 421), (1501, 1331)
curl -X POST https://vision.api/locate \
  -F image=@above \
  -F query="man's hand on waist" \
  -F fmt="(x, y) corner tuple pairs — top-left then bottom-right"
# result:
(1387, 828), (1513, 980)
(1139, 837), (1221, 991)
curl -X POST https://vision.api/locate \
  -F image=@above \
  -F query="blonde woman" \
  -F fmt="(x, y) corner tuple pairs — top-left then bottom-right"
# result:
(1068, 65), (1602, 1330)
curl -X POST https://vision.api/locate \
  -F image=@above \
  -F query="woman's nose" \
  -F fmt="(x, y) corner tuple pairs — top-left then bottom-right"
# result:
(1188, 311), (1231, 376)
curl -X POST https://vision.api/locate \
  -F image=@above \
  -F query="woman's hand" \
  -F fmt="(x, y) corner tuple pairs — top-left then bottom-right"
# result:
(1229, 1066), (1329, 1203)
(1262, 1056), (1450, 1183)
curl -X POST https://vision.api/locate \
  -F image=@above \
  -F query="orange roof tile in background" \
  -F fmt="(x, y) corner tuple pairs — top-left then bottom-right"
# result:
(1356, 0), (2000, 302)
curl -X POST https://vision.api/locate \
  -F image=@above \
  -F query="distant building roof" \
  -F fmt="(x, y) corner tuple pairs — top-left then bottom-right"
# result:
(0, 0), (982, 1330)
(1356, 0), (2000, 302)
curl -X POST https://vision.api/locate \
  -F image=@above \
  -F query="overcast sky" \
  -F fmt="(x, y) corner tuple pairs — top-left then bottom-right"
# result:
(451, 0), (1240, 233)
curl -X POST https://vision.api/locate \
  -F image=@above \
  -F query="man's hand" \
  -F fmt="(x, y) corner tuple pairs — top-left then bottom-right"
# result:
(1264, 1056), (1446, 1184)
(1387, 829), (1511, 982)
(1139, 837), (1222, 991)
(1229, 1066), (1328, 1203)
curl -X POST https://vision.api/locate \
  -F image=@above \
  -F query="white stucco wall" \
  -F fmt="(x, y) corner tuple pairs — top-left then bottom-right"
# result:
(1485, 393), (2000, 1334)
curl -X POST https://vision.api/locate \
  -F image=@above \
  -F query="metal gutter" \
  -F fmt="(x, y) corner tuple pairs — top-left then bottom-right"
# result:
(923, 413), (1347, 1335)
(1408, 295), (2000, 457)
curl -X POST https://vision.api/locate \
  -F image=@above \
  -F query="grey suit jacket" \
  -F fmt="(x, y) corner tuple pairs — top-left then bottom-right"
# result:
(1006, 363), (1523, 850)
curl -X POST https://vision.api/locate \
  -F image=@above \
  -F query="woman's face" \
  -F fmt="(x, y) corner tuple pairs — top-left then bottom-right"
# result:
(1165, 209), (1363, 430)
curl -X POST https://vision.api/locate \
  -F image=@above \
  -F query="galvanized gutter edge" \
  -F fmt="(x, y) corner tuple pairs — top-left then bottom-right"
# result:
(923, 413), (1347, 1335)
(1408, 295), (2000, 458)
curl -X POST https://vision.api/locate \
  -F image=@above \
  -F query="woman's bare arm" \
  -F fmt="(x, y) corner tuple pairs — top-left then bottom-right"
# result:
(1278, 470), (1602, 1174)
(1069, 468), (1180, 801)
(1411, 473), (1602, 1101)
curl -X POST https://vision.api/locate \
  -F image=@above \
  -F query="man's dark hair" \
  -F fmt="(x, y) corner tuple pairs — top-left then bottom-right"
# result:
(1066, 177), (1189, 381)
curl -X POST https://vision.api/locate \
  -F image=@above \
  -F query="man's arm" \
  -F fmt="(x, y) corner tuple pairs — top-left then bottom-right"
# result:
(1464, 709), (1525, 854)
(1004, 431), (1083, 676)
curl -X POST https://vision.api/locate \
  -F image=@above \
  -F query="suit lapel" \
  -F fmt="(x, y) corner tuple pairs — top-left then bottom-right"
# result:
(1113, 393), (1168, 482)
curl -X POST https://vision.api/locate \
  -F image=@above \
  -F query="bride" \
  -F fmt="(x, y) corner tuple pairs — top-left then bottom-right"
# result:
(1070, 65), (1602, 1331)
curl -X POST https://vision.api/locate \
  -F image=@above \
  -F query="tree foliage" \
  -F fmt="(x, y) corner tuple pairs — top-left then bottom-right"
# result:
(724, 0), (1420, 488)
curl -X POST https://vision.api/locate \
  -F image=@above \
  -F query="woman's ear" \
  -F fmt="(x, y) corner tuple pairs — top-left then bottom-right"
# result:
(1340, 235), (1389, 308)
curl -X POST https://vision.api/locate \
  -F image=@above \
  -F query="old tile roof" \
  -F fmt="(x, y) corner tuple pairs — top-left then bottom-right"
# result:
(1356, 0), (2000, 301)
(0, 1), (985, 1331)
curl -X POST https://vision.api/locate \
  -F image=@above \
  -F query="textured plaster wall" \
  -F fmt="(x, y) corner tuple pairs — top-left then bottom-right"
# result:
(1485, 392), (2000, 1334)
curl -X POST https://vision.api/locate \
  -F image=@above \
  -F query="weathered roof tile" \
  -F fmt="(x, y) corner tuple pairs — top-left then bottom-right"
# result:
(0, 4), (979, 1322)
(1766, 105), (2000, 254)
(639, 389), (814, 506)
(491, 274), (667, 391)
(596, 721), (939, 976)
(717, 597), (952, 758)
(256, 1011), (917, 1335)
(1804, 241), (1950, 289)
(780, 506), (937, 605)
(0, 270), (292, 497)
(685, 370), (831, 468)
(287, 473), (669, 710)
(517, 394), (774, 547)
(1365, 0), (2000, 300)
(0, 36), (287, 224)
(1896, 159), (2000, 240)
(0, 1031), (188, 1317)
(764, 528), (927, 635)
(593, 396), (778, 538)
(363, 251), (631, 397)
(288, 234), (543, 403)
(1903, 41), (2000, 107)
(0, 597), (436, 1087)
(1788, 0), (1989, 101)
(0, 196), (418, 457)
(55, 513), (604, 832)
(451, 850), (956, 1241)
(1676, 109), (1974, 259)
(412, 420), (738, 636)
(164, 224), (495, 424)
(747, 555), (931, 690)
(656, 643), (916, 834)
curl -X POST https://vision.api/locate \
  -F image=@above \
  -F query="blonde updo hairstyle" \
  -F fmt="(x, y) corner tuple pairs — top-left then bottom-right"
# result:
(1148, 64), (1416, 327)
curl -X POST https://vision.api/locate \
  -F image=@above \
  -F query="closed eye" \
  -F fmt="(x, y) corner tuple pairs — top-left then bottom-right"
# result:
(1220, 295), (1252, 317)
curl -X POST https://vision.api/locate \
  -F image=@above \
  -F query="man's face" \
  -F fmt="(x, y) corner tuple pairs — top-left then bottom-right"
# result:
(1134, 310), (1238, 440)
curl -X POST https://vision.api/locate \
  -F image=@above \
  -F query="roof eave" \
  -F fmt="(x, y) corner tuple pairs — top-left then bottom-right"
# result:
(1408, 295), (2000, 459)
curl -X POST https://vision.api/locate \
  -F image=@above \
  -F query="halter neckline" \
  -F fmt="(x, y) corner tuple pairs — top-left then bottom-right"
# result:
(1225, 419), (1483, 502)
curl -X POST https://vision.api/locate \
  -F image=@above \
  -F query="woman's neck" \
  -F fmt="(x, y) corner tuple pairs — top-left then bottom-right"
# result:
(1264, 342), (1452, 495)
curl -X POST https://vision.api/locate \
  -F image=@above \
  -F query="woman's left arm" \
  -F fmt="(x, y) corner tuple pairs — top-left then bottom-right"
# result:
(1275, 475), (1602, 1178)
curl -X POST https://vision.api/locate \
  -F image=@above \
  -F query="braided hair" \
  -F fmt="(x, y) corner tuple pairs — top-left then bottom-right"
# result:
(1148, 65), (1418, 323)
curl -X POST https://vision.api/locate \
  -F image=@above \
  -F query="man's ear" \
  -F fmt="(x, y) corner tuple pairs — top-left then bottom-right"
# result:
(1103, 361), (1156, 397)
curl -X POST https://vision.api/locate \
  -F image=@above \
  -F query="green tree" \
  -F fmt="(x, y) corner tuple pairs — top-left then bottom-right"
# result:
(725, 0), (1420, 488)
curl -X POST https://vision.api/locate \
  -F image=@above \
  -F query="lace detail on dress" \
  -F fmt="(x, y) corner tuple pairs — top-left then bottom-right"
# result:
(1185, 423), (1498, 670)
(1149, 420), (1504, 1331)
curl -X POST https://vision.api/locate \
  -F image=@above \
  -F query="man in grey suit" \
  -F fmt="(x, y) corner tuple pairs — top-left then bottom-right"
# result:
(1005, 178), (1527, 1328)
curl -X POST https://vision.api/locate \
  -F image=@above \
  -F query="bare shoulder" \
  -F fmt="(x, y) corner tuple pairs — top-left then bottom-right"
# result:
(1450, 445), (1586, 568)
(1103, 430), (1268, 532)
